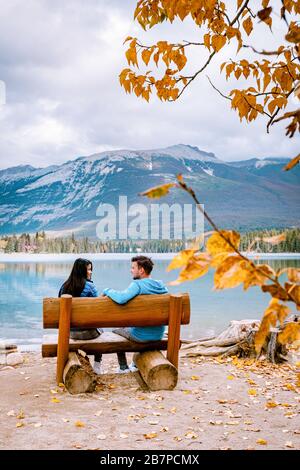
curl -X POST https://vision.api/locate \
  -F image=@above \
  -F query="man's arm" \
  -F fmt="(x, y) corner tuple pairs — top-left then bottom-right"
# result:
(102, 281), (140, 304)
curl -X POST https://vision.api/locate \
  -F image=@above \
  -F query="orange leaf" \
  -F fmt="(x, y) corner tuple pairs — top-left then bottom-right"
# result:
(211, 35), (227, 52)
(207, 231), (240, 257)
(242, 17), (253, 36)
(167, 250), (196, 272)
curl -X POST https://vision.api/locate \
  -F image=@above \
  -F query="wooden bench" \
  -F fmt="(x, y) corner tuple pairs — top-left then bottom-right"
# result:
(42, 292), (190, 390)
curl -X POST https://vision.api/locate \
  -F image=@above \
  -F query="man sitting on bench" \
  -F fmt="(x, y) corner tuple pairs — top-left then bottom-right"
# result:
(102, 256), (168, 373)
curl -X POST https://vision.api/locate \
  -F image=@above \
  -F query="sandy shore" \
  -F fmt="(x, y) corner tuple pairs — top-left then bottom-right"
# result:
(0, 352), (299, 450)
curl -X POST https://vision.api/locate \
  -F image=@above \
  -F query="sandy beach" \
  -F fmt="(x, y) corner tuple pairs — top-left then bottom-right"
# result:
(0, 351), (299, 450)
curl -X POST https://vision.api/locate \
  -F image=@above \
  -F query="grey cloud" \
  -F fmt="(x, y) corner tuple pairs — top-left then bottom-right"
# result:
(0, 0), (298, 170)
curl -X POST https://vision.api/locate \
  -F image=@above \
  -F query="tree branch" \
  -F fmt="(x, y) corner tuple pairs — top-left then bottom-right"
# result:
(176, 178), (296, 303)
(173, 0), (251, 101)
(242, 44), (289, 56)
(206, 75), (231, 101)
(267, 87), (295, 132)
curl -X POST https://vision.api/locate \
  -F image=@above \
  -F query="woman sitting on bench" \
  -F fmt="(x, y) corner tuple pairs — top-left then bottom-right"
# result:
(58, 257), (126, 376)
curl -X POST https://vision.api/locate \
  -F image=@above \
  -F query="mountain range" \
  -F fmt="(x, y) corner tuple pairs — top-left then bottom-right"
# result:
(0, 144), (299, 237)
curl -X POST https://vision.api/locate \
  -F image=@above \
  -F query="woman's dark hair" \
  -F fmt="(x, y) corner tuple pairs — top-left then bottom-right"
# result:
(60, 258), (92, 297)
(131, 256), (154, 274)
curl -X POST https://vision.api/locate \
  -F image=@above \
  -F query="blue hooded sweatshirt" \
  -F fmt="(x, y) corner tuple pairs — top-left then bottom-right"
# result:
(103, 278), (168, 341)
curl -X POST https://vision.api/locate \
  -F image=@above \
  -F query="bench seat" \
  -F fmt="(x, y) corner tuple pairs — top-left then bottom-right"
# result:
(42, 332), (168, 357)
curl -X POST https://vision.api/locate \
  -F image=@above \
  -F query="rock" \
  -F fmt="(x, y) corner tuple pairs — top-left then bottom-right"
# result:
(6, 352), (24, 366)
(0, 341), (18, 352)
(0, 354), (7, 365)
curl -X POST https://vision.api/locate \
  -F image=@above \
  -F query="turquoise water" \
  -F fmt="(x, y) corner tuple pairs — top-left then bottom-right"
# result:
(0, 257), (299, 348)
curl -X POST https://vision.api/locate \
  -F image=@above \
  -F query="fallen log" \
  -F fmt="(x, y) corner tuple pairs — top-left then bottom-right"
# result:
(133, 350), (178, 391)
(182, 345), (238, 357)
(180, 318), (297, 363)
(63, 352), (97, 394)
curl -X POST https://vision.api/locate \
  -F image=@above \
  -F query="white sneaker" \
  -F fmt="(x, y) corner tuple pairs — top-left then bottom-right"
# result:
(129, 362), (138, 372)
(93, 361), (103, 375)
(116, 367), (130, 374)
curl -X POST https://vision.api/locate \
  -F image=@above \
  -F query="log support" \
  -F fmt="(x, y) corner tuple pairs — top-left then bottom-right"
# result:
(134, 350), (178, 391)
(63, 352), (97, 394)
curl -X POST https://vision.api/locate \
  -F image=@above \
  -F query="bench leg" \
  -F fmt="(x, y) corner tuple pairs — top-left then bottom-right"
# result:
(167, 294), (183, 369)
(56, 294), (72, 385)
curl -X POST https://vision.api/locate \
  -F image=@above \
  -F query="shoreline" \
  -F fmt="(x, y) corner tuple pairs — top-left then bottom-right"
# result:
(0, 351), (299, 450)
(0, 252), (299, 262)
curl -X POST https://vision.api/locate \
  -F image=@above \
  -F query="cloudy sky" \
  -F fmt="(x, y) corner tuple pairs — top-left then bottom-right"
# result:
(0, 0), (298, 170)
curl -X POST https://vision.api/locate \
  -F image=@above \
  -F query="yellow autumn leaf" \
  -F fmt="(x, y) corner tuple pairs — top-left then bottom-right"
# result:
(257, 439), (267, 445)
(278, 323), (300, 345)
(185, 431), (198, 439)
(51, 397), (61, 403)
(266, 401), (278, 408)
(204, 33), (211, 50)
(191, 375), (200, 381)
(167, 249), (196, 271)
(169, 253), (211, 285)
(16, 422), (24, 428)
(248, 389), (257, 396)
(214, 255), (249, 289)
(207, 231), (240, 257)
(17, 410), (25, 419)
(211, 35), (227, 52)
(141, 49), (152, 66)
(284, 383), (296, 391)
(247, 379), (257, 386)
(75, 421), (85, 427)
(254, 298), (290, 354)
(242, 17), (253, 36)
(227, 375), (235, 380)
(139, 182), (176, 199)
(144, 432), (157, 439)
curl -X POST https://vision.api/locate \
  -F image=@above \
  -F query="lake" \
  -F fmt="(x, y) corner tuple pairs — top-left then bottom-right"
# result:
(0, 255), (299, 350)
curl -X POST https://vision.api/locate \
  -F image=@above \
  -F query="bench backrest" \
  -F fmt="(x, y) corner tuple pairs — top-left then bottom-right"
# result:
(43, 293), (190, 328)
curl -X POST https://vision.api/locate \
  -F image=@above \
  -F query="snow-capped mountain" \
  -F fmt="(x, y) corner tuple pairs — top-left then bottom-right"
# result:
(0, 144), (299, 236)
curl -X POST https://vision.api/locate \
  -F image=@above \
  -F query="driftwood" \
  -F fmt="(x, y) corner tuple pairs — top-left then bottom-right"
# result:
(133, 350), (178, 391)
(180, 316), (299, 363)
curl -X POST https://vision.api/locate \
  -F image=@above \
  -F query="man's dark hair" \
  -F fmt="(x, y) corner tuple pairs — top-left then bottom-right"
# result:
(131, 256), (154, 274)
